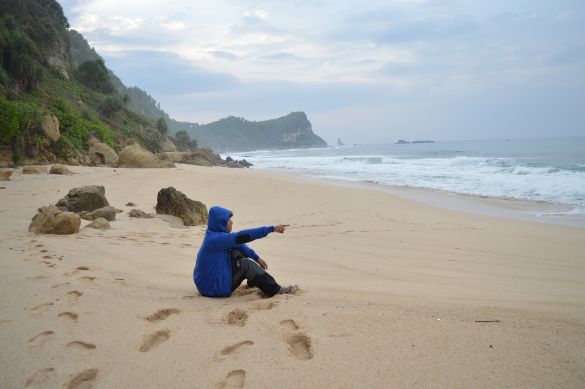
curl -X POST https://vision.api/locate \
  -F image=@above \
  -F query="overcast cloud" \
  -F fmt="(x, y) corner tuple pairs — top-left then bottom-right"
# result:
(59, 0), (585, 144)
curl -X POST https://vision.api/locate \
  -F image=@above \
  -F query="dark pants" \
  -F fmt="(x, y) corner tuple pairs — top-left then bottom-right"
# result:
(230, 250), (281, 297)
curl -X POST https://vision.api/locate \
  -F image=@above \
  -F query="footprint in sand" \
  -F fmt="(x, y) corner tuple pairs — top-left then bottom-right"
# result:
(66, 291), (83, 301)
(31, 302), (54, 312)
(52, 282), (72, 289)
(28, 331), (54, 347)
(145, 308), (180, 323)
(279, 319), (300, 331)
(251, 300), (278, 311)
(25, 367), (56, 387)
(65, 368), (98, 389)
(214, 341), (254, 362)
(63, 267), (90, 277)
(286, 333), (314, 361)
(218, 369), (246, 388)
(222, 309), (248, 327)
(66, 341), (96, 350)
(279, 320), (314, 361)
(139, 329), (170, 352)
(79, 276), (96, 282)
(58, 312), (79, 321)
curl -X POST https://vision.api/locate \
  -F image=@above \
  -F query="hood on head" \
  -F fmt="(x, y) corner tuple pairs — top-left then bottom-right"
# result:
(207, 206), (233, 232)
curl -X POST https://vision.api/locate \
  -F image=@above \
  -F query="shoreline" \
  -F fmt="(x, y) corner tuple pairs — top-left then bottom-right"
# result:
(246, 166), (585, 229)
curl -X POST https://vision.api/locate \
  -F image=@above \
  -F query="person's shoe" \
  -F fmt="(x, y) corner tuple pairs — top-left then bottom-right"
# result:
(278, 285), (299, 294)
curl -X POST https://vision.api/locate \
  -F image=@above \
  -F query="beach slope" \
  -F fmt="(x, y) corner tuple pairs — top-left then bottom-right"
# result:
(1, 165), (584, 388)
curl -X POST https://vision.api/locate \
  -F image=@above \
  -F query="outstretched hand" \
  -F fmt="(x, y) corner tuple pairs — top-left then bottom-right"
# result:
(257, 258), (268, 270)
(274, 224), (290, 233)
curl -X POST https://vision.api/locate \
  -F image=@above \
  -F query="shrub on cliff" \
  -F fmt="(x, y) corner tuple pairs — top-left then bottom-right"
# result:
(75, 59), (114, 95)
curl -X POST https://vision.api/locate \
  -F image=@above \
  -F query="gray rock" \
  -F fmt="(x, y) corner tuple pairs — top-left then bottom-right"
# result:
(155, 187), (208, 226)
(29, 205), (80, 235)
(81, 206), (117, 221)
(56, 185), (110, 213)
(84, 217), (110, 230)
(128, 209), (154, 218)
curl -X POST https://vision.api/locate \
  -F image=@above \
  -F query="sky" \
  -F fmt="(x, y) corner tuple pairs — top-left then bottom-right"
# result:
(59, 0), (585, 145)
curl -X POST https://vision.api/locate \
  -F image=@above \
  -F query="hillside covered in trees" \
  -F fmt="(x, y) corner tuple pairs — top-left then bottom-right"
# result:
(185, 112), (327, 152)
(0, 0), (326, 166)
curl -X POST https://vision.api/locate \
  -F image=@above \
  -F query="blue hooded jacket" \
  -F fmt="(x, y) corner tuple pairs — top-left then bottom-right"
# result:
(194, 206), (274, 297)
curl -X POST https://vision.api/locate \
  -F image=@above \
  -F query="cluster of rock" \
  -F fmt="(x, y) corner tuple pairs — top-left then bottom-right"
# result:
(225, 156), (253, 168)
(1, 134), (251, 170)
(0, 164), (74, 181)
(30, 185), (112, 234)
(29, 185), (208, 235)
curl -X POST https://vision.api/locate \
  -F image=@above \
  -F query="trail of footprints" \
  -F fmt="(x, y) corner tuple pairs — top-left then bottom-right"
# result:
(26, 243), (314, 387)
(214, 297), (314, 387)
(26, 242), (99, 388)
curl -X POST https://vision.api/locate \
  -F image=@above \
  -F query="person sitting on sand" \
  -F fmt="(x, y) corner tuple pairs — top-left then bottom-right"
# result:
(194, 205), (297, 297)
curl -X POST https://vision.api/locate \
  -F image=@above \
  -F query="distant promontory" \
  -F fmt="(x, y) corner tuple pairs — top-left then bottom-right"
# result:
(182, 112), (328, 152)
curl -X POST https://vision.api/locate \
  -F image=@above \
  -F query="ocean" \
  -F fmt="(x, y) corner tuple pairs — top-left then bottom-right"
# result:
(227, 137), (585, 220)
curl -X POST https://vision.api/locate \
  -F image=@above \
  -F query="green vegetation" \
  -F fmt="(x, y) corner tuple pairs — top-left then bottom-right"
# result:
(174, 130), (198, 150)
(156, 117), (168, 134)
(75, 59), (114, 94)
(0, 94), (19, 142)
(49, 99), (114, 150)
(0, 15), (43, 92)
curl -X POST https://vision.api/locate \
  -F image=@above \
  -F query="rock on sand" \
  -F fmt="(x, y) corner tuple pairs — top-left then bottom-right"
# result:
(155, 187), (207, 226)
(29, 204), (80, 234)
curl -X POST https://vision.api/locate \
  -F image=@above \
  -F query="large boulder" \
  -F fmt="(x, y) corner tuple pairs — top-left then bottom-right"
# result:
(0, 170), (13, 181)
(56, 185), (110, 213)
(117, 144), (161, 168)
(80, 206), (117, 221)
(89, 140), (118, 166)
(155, 187), (207, 226)
(41, 114), (60, 142)
(29, 205), (80, 234)
(49, 164), (73, 175)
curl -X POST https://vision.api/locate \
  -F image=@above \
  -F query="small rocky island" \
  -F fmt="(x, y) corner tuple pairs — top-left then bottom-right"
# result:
(395, 139), (435, 144)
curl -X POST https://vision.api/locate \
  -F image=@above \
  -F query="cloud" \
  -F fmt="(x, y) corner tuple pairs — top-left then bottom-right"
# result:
(59, 0), (585, 142)
(101, 50), (238, 95)
(208, 51), (239, 60)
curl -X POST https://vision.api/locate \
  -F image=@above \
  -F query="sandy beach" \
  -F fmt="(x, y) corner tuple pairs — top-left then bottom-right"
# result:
(1, 164), (584, 388)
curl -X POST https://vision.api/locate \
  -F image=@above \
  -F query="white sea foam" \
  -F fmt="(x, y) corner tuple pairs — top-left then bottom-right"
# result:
(227, 138), (585, 214)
